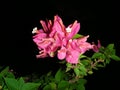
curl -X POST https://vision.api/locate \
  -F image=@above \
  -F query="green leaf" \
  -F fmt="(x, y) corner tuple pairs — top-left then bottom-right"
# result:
(81, 60), (91, 66)
(6, 72), (15, 78)
(0, 66), (9, 76)
(43, 84), (51, 90)
(77, 78), (87, 85)
(4, 78), (19, 90)
(0, 66), (15, 85)
(92, 52), (105, 59)
(76, 79), (87, 90)
(18, 77), (24, 89)
(74, 68), (80, 76)
(105, 44), (116, 55)
(106, 44), (114, 50)
(66, 63), (72, 68)
(58, 80), (69, 90)
(49, 82), (57, 90)
(110, 55), (120, 61)
(79, 54), (87, 59)
(76, 84), (85, 90)
(105, 58), (111, 64)
(88, 70), (93, 74)
(66, 63), (72, 72)
(55, 68), (64, 82)
(2, 85), (9, 90)
(21, 83), (40, 90)
(72, 34), (83, 39)
(79, 64), (87, 76)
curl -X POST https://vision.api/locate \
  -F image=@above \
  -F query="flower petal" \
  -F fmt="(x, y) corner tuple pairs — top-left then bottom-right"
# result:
(57, 46), (67, 60)
(66, 50), (80, 64)
(66, 21), (80, 39)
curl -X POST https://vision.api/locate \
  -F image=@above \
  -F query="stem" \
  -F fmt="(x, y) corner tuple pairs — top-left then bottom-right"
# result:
(91, 59), (104, 68)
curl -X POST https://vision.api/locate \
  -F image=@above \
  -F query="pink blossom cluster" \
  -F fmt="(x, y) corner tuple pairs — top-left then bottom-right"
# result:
(32, 15), (99, 64)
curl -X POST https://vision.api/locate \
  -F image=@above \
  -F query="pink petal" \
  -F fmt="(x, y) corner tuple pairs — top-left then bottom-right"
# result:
(79, 42), (93, 54)
(40, 20), (48, 32)
(52, 21), (65, 37)
(97, 40), (101, 48)
(66, 50), (80, 64)
(77, 35), (89, 43)
(57, 46), (67, 60)
(66, 21), (80, 39)
(36, 50), (48, 58)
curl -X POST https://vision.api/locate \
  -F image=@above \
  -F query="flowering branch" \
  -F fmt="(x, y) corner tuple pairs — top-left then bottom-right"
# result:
(31, 15), (120, 90)
(0, 15), (119, 90)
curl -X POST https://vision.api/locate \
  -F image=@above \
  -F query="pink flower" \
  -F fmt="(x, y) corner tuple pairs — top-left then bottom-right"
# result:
(50, 15), (80, 41)
(32, 19), (57, 58)
(32, 15), (93, 64)
(57, 36), (93, 64)
(72, 35), (93, 54)
(32, 15), (81, 58)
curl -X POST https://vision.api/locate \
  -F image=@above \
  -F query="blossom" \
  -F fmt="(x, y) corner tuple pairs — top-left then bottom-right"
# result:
(32, 15), (93, 64)
(50, 15), (80, 41)
(32, 15), (80, 58)
(58, 36), (93, 64)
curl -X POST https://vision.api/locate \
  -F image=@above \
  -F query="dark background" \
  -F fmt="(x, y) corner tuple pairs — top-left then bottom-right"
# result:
(1, 1), (120, 90)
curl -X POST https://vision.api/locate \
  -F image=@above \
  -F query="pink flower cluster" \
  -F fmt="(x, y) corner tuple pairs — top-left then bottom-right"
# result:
(32, 15), (97, 64)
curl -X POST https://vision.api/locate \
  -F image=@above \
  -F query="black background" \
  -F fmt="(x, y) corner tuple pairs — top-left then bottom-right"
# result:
(1, 1), (120, 90)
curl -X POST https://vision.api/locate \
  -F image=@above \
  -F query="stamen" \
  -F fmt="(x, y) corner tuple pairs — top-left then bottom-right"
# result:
(66, 27), (72, 32)
(32, 27), (38, 34)
(69, 39), (72, 42)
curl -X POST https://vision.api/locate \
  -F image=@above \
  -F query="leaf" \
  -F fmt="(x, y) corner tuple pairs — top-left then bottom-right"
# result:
(43, 84), (51, 90)
(105, 44), (116, 55)
(55, 68), (64, 82)
(110, 55), (120, 61)
(66, 63), (72, 72)
(92, 52), (105, 59)
(21, 83), (40, 90)
(79, 54), (87, 59)
(76, 79), (87, 90)
(2, 85), (9, 90)
(78, 78), (87, 84)
(58, 80), (69, 90)
(81, 60), (91, 66)
(4, 77), (19, 90)
(49, 82), (57, 90)
(106, 44), (114, 50)
(66, 63), (72, 68)
(79, 64), (87, 76)
(72, 34), (83, 39)
(88, 70), (93, 75)
(18, 77), (24, 89)
(69, 83), (76, 90)
(76, 84), (85, 90)
(0, 66), (9, 76)
(74, 68), (80, 76)
(105, 58), (111, 64)
(6, 72), (15, 78)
